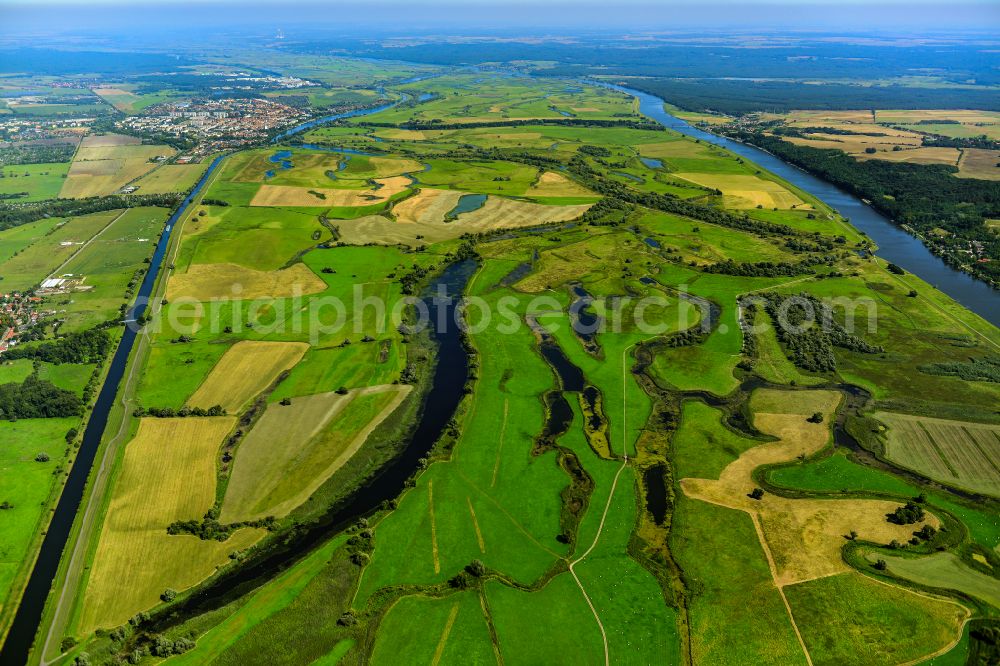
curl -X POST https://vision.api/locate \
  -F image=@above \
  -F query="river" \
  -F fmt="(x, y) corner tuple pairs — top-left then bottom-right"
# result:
(609, 84), (1000, 328)
(137, 260), (475, 638)
(0, 155), (226, 665)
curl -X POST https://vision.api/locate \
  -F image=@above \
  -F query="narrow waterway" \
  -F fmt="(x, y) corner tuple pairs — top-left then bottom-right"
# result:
(609, 84), (1000, 329)
(0, 154), (226, 665)
(270, 98), (401, 143)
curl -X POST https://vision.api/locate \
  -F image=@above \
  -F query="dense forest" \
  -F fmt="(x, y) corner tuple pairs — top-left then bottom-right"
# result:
(722, 131), (1000, 284)
(625, 78), (1000, 115)
(0, 372), (83, 419)
(289, 38), (1000, 86)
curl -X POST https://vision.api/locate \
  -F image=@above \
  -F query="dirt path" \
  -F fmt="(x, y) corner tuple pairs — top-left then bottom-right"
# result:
(748, 512), (814, 666)
(565, 340), (641, 666)
(430, 602), (460, 666)
(467, 497), (486, 554)
(490, 398), (509, 488)
(428, 480), (440, 574)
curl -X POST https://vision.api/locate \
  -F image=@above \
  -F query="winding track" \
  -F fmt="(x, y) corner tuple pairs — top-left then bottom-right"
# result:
(566, 340), (639, 666)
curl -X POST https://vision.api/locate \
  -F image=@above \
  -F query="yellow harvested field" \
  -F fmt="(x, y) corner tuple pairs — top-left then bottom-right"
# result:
(91, 88), (138, 112)
(571, 107), (601, 112)
(462, 196), (590, 227)
(166, 262), (327, 301)
(187, 340), (308, 413)
(760, 497), (939, 585)
(876, 109), (1000, 125)
(877, 411), (1000, 497)
(525, 171), (594, 198)
(222, 385), (411, 522)
(249, 176), (411, 207)
(60, 141), (177, 198)
(957, 148), (1000, 181)
(75, 144), (170, 162)
(637, 140), (715, 159)
(132, 163), (208, 194)
(375, 129), (427, 141)
(392, 188), (464, 224)
(784, 133), (921, 155)
(674, 172), (806, 209)
(79, 133), (141, 148)
(67, 159), (120, 177)
(337, 197), (591, 245)
(682, 389), (940, 585)
(856, 146), (960, 166)
(79, 418), (263, 632)
(781, 110), (877, 124)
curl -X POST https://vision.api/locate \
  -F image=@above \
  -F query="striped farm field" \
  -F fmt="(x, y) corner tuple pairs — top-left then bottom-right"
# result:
(877, 412), (1000, 497)
(336, 196), (591, 245)
(60, 138), (176, 198)
(249, 176), (411, 207)
(673, 172), (807, 209)
(187, 340), (308, 413)
(391, 188), (464, 225)
(132, 163), (208, 194)
(78, 418), (264, 633)
(957, 148), (1000, 181)
(221, 385), (410, 523)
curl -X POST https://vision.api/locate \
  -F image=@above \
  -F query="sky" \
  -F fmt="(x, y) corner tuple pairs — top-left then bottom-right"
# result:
(1, 0), (998, 33)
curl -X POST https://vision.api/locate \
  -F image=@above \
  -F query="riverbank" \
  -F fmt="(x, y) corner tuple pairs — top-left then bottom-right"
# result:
(606, 83), (1000, 329)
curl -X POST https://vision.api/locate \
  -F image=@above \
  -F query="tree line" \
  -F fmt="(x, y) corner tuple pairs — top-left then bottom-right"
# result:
(0, 193), (181, 233)
(3, 327), (113, 364)
(721, 129), (1000, 285)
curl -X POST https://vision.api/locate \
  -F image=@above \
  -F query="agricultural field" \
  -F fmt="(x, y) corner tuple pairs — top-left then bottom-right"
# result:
(784, 572), (968, 666)
(761, 109), (1000, 179)
(876, 412), (1000, 497)
(77, 417), (264, 633)
(186, 340), (308, 413)
(221, 385), (411, 523)
(875, 110), (1000, 141)
(0, 206), (170, 330)
(59, 135), (176, 198)
(90, 85), (180, 113)
(13, 67), (1000, 666)
(0, 209), (121, 291)
(0, 418), (80, 644)
(131, 163), (209, 194)
(956, 148), (1000, 180)
(0, 162), (70, 201)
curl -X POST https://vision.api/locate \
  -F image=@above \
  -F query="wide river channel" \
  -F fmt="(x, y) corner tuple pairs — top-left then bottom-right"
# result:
(611, 83), (1000, 328)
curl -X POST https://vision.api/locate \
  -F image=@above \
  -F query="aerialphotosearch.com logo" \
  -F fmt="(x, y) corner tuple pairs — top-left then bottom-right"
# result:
(125, 281), (880, 344)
